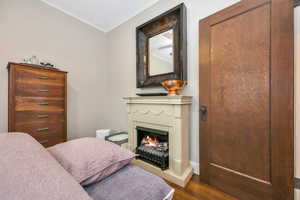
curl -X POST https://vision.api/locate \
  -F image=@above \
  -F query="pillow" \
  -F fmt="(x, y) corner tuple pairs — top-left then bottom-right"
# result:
(0, 133), (92, 200)
(47, 137), (135, 186)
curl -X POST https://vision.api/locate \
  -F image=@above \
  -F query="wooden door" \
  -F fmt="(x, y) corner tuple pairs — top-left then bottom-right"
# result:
(199, 0), (294, 200)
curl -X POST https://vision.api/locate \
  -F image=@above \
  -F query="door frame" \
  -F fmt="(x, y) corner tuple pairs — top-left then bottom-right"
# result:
(199, 0), (294, 199)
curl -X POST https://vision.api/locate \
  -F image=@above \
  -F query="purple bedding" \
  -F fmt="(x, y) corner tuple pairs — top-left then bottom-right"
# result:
(84, 164), (174, 200)
(0, 133), (173, 200)
(0, 133), (92, 200)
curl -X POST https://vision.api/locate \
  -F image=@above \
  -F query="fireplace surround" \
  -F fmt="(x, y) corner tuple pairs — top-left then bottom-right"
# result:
(124, 96), (193, 187)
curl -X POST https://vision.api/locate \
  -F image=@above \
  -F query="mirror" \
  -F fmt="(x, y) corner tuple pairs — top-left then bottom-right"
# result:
(149, 29), (174, 76)
(136, 3), (187, 88)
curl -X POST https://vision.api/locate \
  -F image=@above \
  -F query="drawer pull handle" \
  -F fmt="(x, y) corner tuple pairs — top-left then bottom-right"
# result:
(39, 140), (49, 144)
(39, 89), (49, 93)
(38, 76), (49, 80)
(37, 115), (49, 119)
(38, 102), (49, 105)
(37, 128), (49, 132)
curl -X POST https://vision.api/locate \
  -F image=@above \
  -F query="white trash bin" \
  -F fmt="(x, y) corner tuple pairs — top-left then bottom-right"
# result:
(96, 129), (111, 139)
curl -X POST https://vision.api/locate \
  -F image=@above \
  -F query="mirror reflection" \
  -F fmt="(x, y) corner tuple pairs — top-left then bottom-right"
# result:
(149, 29), (174, 76)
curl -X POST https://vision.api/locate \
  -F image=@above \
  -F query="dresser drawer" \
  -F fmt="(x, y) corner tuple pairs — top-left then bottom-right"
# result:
(15, 97), (64, 112)
(15, 82), (65, 97)
(39, 138), (65, 147)
(15, 67), (65, 86)
(15, 111), (65, 126)
(15, 122), (65, 147)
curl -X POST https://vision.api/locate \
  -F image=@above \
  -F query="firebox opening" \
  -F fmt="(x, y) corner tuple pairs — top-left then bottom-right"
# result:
(136, 126), (169, 170)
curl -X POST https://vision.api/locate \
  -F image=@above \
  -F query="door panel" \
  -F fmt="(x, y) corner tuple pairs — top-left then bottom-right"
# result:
(199, 0), (294, 200)
(210, 4), (271, 182)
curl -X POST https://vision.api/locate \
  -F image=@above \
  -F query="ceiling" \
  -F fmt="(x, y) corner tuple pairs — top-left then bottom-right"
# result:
(40, 0), (159, 32)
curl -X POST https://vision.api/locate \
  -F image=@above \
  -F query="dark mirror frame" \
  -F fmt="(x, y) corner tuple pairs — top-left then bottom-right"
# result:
(136, 3), (187, 88)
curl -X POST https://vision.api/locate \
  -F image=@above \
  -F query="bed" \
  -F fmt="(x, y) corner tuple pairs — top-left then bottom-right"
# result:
(0, 133), (174, 200)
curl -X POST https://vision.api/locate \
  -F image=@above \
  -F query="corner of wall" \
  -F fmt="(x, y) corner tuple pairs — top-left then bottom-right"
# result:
(190, 161), (199, 175)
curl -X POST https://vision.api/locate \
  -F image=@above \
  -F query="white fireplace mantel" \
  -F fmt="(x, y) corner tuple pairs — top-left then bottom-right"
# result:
(124, 96), (193, 187)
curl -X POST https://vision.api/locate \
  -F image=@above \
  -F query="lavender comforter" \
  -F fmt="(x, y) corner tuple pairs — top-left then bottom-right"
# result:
(84, 164), (174, 200)
(0, 133), (92, 200)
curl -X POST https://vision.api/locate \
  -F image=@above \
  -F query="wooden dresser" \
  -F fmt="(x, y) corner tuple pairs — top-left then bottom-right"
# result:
(8, 62), (67, 147)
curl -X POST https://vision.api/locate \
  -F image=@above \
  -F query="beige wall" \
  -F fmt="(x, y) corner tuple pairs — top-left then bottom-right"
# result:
(0, 0), (108, 139)
(295, 6), (300, 199)
(106, 0), (240, 172)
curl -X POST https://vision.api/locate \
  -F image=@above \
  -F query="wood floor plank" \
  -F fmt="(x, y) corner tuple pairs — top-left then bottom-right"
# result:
(167, 175), (239, 200)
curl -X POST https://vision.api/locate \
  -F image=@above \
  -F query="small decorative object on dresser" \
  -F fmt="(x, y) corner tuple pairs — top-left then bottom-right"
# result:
(161, 80), (186, 96)
(7, 62), (68, 147)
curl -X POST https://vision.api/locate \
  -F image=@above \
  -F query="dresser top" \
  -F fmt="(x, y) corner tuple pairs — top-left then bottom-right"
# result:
(7, 62), (68, 73)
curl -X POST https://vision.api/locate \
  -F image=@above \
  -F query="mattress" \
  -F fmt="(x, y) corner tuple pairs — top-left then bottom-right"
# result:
(84, 164), (174, 200)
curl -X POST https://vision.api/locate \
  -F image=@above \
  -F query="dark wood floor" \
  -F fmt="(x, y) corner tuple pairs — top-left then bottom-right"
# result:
(167, 175), (238, 200)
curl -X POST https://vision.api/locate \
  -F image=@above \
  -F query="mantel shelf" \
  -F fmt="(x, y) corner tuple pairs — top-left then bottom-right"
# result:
(124, 96), (192, 105)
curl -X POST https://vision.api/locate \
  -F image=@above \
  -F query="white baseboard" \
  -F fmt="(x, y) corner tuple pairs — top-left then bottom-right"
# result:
(190, 161), (200, 175)
(295, 189), (300, 200)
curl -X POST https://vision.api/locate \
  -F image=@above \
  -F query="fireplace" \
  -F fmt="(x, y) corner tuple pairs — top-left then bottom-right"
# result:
(135, 127), (169, 170)
(125, 96), (193, 187)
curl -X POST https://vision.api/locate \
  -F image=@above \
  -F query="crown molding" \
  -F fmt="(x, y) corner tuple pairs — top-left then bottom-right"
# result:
(39, 0), (106, 32)
(39, 0), (159, 33)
